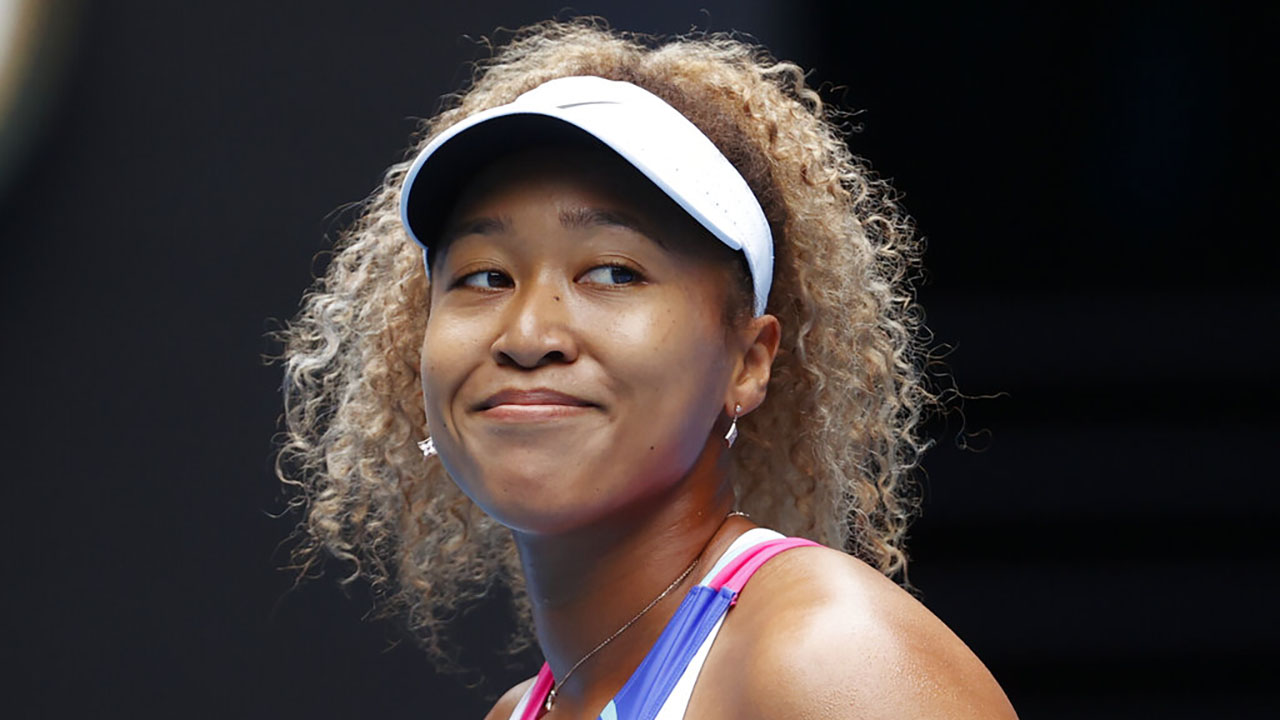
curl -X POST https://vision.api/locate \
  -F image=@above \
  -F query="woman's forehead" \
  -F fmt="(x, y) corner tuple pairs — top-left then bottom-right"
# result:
(442, 145), (727, 259)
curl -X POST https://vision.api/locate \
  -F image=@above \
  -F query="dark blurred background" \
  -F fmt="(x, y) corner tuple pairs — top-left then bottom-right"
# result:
(3, 1), (1276, 717)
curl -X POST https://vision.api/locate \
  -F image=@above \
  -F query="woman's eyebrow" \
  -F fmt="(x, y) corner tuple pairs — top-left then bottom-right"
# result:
(441, 216), (509, 243)
(559, 207), (667, 248)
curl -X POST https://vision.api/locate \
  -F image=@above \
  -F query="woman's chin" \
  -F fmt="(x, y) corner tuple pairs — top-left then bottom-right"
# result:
(445, 435), (696, 535)
(472, 472), (632, 536)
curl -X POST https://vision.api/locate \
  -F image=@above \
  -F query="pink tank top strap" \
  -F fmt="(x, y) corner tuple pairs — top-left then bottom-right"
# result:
(706, 536), (822, 594)
(517, 664), (555, 720)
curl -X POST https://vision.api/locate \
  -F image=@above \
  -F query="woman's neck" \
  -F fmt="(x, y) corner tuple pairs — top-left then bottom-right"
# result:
(512, 453), (748, 716)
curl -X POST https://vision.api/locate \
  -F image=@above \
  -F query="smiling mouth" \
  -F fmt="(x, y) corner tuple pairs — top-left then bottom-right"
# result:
(475, 388), (598, 419)
(479, 403), (596, 422)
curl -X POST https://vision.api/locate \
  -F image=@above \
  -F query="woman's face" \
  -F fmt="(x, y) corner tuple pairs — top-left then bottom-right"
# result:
(420, 145), (753, 535)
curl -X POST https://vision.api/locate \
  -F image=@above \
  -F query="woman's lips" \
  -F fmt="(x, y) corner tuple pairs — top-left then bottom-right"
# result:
(475, 388), (597, 421)
(480, 403), (595, 421)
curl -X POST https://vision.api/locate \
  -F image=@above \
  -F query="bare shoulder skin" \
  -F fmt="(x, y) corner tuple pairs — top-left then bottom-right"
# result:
(688, 545), (1018, 720)
(483, 676), (536, 720)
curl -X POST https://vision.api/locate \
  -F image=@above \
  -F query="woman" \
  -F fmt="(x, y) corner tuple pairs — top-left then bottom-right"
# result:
(277, 20), (1016, 719)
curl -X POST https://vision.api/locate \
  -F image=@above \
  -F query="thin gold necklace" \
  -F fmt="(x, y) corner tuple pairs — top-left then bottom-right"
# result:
(543, 510), (749, 713)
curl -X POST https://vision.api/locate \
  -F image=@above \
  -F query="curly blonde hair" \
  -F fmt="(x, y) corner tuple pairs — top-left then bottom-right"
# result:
(275, 19), (931, 664)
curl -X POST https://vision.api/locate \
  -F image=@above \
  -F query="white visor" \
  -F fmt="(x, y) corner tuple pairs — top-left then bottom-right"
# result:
(399, 75), (774, 316)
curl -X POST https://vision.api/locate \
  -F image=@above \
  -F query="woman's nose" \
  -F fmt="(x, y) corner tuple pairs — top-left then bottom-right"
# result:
(490, 280), (579, 369)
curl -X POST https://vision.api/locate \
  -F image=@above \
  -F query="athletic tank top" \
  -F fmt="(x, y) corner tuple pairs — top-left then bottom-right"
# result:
(508, 528), (821, 720)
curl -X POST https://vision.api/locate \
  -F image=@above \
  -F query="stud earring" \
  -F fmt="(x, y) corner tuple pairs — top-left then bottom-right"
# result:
(417, 436), (437, 459)
(724, 404), (741, 448)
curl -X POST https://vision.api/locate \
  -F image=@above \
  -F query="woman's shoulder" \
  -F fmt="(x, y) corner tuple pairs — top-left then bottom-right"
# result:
(483, 676), (537, 720)
(717, 541), (1017, 720)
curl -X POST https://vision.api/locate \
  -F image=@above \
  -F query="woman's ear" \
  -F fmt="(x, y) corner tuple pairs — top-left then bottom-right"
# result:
(728, 313), (781, 414)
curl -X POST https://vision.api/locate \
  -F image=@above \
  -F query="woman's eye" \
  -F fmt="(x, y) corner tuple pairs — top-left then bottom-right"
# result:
(581, 265), (642, 285)
(458, 270), (513, 289)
